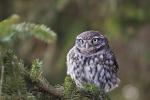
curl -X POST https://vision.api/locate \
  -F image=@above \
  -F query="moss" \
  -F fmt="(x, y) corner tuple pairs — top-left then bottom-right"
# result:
(83, 83), (100, 96)
(63, 76), (108, 100)
(63, 76), (81, 100)
(84, 83), (112, 100)
(63, 77), (111, 100)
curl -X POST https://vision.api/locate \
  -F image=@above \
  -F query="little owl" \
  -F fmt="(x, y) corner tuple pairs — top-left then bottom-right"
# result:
(66, 31), (120, 93)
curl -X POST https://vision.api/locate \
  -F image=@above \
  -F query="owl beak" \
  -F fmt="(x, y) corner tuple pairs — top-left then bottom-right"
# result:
(85, 43), (89, 49)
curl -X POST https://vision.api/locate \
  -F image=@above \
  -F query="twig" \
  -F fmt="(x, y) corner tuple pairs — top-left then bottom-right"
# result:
(0, 65), (4, 97)
(37, 78), (64, 97)
(22, 67), (64, 97)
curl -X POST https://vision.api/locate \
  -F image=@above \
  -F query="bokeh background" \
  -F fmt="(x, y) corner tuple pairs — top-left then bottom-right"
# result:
(0, 0), (150, 100)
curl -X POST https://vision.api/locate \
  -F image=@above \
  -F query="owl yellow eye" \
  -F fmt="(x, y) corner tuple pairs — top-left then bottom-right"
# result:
(92, 38), (100, 45)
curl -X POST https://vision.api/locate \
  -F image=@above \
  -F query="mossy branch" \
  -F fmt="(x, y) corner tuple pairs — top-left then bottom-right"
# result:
(29, 59), (64, 97)
(0, 50), (111, 100)
(64, 76), (110, 100)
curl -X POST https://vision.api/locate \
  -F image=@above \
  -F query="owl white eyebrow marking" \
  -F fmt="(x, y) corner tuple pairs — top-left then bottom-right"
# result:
(76, 36), (83, 39)
(93, 36), (99, 38)
(93, 35), (104, 39)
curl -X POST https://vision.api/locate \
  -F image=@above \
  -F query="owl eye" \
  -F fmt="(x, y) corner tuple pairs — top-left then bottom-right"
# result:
(92, 38), (100, 45)
(77, 39), (84, 45)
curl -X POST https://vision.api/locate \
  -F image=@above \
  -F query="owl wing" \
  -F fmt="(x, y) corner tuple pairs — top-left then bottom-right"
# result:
(66, 47), (75, 75)
(102, 49), (120, 92)
(104, 49), (119, 72)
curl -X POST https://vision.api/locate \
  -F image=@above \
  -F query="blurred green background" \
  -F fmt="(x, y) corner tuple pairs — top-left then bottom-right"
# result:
(0, 0), (150, 100)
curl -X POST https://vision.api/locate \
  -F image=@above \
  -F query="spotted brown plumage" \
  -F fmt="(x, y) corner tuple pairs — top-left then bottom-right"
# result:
(66, 30), (120, 93)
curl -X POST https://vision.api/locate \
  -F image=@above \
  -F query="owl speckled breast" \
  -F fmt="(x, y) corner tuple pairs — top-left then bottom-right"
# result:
(67, 47), (118, 92)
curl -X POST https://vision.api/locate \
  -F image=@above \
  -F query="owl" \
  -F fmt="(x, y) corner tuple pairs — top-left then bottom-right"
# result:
(66, 30), (120, 93)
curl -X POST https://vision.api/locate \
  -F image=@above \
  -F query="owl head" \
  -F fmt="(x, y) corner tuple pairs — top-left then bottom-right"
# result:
(75, 30), (109, 54)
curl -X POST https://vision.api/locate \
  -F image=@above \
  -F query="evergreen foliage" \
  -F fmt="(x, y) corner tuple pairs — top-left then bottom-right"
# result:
(12, 22), (57, 43)
(0, 15), (56, 46)
(0, 50), (62, 100)
(0, 50), (34, 100)
(0, 15), (20, 40)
